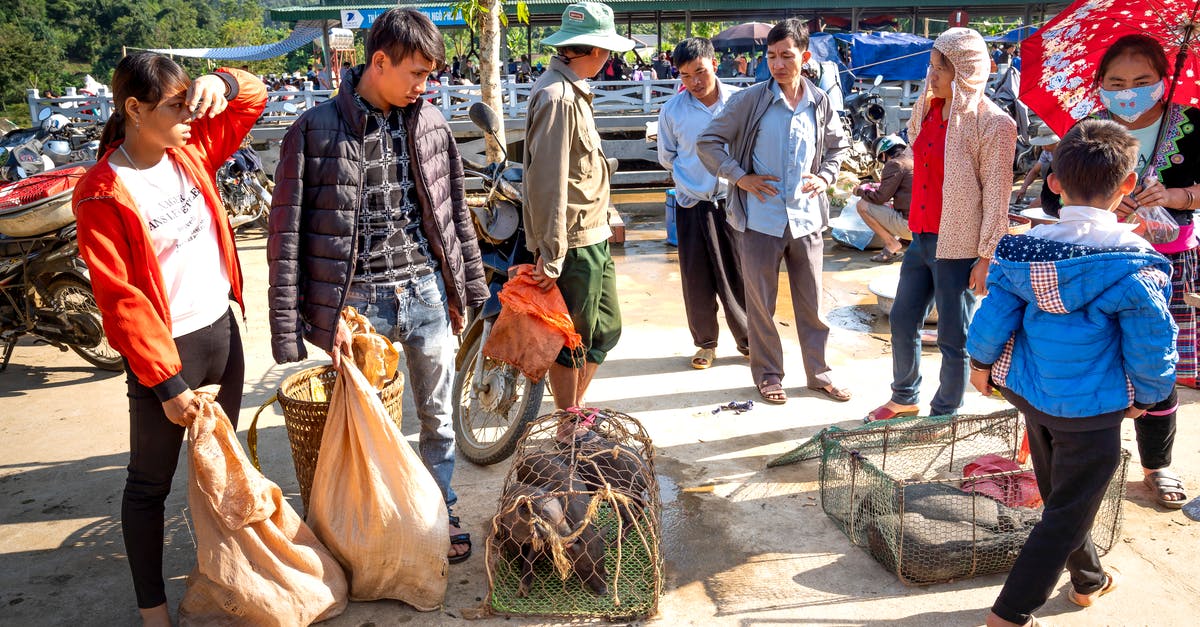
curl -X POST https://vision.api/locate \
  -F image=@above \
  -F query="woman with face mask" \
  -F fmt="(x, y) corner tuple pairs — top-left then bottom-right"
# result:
(1090, 34), (1198, 510)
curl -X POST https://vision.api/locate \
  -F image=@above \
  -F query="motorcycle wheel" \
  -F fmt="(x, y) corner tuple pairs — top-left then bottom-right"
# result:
(451, 331), (545, 465)
(47, 277), (123, 371)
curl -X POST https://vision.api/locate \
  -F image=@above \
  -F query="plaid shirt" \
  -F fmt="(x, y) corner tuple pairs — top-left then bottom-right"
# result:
(352, 93), (435, 284)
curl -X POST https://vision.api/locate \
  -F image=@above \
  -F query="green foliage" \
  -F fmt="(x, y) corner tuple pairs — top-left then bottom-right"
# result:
(0, 0), (326, 116)
(450, 0), (529, 33)
(0, 21), (68, 104)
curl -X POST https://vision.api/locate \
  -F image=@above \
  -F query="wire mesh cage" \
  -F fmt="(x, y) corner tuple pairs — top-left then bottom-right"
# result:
(819, 409), (1129, 585)
(485, 408), (663, 620)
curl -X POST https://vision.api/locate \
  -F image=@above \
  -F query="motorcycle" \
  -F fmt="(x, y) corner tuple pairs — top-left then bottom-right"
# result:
(1, 111), (100, 182)
(0, 167), (121, 371)
(217, 144), (273, 231)
(987, 65), (1039, 175)
(451, 102), (544, 465)
(840, 75), (886, 180)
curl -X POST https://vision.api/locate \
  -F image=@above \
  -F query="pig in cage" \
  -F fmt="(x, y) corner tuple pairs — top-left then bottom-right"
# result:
(485, 408), (663, 619)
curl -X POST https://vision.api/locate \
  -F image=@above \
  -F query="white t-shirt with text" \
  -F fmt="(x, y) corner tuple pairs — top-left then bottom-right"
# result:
(110, 155), (231, 337)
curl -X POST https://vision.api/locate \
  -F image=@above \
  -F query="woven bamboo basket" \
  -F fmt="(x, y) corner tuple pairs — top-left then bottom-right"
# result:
(249, 365), (405, 513)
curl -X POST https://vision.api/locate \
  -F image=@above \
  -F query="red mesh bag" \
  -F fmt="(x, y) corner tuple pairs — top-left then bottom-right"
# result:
(483, 264), (583, 381)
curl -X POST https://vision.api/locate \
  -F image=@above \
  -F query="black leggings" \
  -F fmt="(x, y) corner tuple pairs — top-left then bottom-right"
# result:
(122, 309), (244, 609)
(1139, 389), (1178, 470)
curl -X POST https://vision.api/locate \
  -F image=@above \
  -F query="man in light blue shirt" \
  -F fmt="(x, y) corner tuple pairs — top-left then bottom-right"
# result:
(696, 19), (851, 405)
(658, 37), (749, 369)
(746, 80), (820, 238)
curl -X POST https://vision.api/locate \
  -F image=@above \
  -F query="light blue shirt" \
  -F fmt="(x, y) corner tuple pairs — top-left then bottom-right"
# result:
(746, 83), (820, 238)
(657, 82), (741, 208)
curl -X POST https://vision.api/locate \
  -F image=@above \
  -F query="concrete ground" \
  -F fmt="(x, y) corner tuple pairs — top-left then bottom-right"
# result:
(1, 194), (1196, 626)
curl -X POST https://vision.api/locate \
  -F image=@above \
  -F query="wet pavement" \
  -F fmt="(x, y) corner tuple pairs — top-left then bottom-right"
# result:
(1, 196), (1197, 626)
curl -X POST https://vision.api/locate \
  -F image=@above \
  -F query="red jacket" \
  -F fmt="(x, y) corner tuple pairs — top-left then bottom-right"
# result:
(73, 68), (266, 400)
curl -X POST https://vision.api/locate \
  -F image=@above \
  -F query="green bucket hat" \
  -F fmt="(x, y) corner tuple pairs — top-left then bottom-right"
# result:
(542, 2), (636, 52)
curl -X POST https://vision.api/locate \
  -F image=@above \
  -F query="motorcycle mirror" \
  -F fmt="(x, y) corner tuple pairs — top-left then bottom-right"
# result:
(468, 102), (502, 137)
(282, 102), (299, 114)
(873, 75), (884, 87)
(37, 108), (52, 122)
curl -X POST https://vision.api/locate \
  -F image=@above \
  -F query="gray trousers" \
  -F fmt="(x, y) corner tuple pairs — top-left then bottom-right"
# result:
(739, 228), (832, 388)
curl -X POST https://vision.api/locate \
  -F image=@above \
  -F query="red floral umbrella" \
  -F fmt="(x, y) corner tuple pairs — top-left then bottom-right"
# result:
(1019, 0), (1200, 136)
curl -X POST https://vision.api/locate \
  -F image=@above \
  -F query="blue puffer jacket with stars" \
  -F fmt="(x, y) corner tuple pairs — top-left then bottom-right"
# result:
(967, 234), (1178, 418)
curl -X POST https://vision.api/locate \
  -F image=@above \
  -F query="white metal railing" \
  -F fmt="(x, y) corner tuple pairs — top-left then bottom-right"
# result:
(27, 77), (760, 127)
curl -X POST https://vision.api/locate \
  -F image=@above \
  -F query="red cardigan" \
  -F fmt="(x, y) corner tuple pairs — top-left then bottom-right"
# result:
(73, 68), (266, 401)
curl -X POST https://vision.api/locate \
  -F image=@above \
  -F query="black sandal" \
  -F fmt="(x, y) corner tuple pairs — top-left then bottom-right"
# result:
(870, 248), (904, 263)
(448, 512), (472, 564)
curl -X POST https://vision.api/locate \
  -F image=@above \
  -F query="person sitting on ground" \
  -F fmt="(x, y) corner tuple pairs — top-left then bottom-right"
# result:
(1014, 127), (1059, 206)
(969, 118), (1177, 627)
(856, 134), (914, 263)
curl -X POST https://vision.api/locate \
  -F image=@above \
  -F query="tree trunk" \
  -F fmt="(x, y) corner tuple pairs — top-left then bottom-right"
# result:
(479, 0), (506, 164)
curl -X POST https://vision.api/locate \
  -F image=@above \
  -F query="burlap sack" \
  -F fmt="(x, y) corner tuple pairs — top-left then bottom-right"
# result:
(179, 396), (347, 626)
(307, 360), (450, 609)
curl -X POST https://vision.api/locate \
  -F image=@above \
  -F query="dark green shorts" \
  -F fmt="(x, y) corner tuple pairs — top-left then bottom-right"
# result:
(555, 241), (622, 367)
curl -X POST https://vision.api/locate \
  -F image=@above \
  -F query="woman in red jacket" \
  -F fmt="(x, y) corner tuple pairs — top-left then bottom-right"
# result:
(72, 53), (265, 625)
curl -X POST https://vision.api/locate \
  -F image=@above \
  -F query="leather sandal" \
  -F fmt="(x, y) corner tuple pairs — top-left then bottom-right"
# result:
(691, 347), (716, 370)
(758, 380), (787, 405)
(809, 384), (852, 402)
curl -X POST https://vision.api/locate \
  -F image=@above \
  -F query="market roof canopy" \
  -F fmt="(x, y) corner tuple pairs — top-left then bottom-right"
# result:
(145, 27), (322, 61)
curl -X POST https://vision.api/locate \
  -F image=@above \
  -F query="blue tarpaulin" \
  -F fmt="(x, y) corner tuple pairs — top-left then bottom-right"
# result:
(808, 32), (932, 97)
(146, 27), (322, 62)
(833, 32), (933, 82)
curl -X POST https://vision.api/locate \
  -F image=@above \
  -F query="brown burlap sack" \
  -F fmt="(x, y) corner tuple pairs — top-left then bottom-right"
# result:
(179, 396), (348, 626)
(307, 360), (450, 609)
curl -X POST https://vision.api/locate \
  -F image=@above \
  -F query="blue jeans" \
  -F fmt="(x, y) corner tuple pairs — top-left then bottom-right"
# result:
(889, 233), (977, 415)
(345, 273), (458, 507)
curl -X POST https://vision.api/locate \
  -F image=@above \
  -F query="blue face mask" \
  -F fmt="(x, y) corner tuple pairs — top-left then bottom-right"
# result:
(1099, 80), (1166, 123)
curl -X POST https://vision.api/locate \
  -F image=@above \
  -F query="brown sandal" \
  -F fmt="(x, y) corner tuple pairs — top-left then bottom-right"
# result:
(808, 384), (852, 402)
(691, 348), (716, 370)
(758, 381), (787, 405)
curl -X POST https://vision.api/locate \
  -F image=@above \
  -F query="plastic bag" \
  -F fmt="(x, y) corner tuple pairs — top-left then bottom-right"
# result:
(1130, 175), (1181, 244)
(482, 264), (583, 380)
(179, 396), (347, 627)
(961, 454), (1042, 509)
(1134, 203), (1180, 244)
(307, 360), (449, 608)
(828, 196), (880, 250)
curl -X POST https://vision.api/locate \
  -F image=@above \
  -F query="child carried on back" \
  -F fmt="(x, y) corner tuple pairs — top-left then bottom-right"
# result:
(968, 119), (1178, 627)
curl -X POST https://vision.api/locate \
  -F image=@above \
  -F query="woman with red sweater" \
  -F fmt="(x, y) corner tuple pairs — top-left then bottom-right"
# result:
(72, 53), (265, 625)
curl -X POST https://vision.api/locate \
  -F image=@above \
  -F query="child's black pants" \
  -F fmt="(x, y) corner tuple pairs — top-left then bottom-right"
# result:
(991, 388), (1121, 625)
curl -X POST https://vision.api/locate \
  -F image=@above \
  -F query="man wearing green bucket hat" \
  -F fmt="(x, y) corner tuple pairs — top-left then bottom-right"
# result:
(524, 2), (634, 411)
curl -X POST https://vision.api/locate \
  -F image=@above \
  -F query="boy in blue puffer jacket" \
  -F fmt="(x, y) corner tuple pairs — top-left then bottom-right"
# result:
(970, 119), (1177, 627)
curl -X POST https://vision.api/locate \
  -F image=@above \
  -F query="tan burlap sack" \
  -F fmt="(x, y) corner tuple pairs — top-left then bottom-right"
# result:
(307, 360), (450, 608)
(179, 396), (348, 626)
